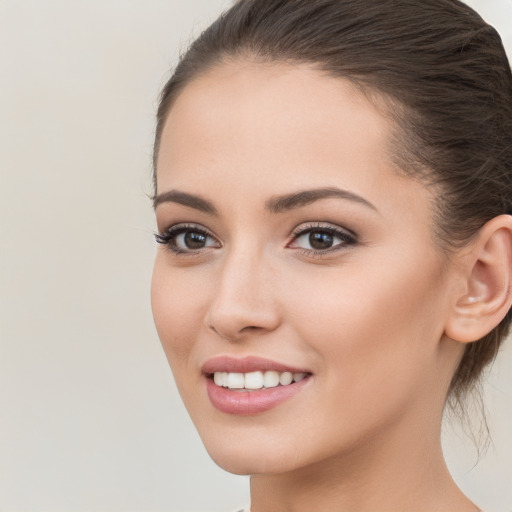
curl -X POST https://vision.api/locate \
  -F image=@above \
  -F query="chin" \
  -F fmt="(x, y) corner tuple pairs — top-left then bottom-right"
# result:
(208, 449), (295, 476)
(199, 427), (305, 476)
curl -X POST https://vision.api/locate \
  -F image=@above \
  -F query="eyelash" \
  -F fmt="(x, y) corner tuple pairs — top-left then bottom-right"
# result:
(155, 223), (219, 254)
(155, 222), (357, 256)
(288, 223), (358, 257)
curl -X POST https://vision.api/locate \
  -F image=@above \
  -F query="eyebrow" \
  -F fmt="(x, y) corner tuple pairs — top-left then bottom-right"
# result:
(153, 186), (377, 215)
(265, 187), (377, 213)
(153, 190), (218, 214)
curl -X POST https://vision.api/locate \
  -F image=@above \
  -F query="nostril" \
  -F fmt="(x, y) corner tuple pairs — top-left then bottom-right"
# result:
(207, 324), (220, 335)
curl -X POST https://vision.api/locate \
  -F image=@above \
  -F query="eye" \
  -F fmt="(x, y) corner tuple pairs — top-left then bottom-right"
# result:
(155, 224), (220, 253)
(289, 224), (357, 253)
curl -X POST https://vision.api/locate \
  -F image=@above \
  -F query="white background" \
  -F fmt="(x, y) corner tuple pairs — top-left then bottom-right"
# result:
(0, 1), (511, 511)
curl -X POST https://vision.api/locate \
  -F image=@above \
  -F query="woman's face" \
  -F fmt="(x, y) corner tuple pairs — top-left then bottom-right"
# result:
(152, 63), (463, 475)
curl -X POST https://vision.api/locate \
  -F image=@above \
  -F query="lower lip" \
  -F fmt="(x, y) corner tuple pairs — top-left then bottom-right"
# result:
(205, 376), (310, 415)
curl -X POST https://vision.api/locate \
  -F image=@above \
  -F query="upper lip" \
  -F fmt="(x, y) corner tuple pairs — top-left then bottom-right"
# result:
(201, 356), (311, 375)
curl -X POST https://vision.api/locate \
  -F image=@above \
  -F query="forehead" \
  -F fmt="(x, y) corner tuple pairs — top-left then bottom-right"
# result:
(158, 62), (392, 183)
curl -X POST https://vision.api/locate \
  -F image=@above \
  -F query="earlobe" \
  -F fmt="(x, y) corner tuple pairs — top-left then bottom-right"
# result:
(445, 215), (512, 344)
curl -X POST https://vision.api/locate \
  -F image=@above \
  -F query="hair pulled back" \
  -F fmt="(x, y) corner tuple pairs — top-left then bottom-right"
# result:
(153, 0), (512, 403)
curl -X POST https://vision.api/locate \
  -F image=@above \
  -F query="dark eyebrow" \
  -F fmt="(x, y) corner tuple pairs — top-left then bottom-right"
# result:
(153, 190), (218, 215)
(265, 187), (377, 213)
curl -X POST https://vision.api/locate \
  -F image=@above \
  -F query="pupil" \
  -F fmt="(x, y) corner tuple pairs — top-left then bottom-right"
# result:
(309, 231), (333, 250)
(185, 231), (206, 249)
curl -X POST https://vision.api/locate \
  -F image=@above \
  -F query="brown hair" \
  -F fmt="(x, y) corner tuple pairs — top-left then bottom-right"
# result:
(153, 0), (512, 404)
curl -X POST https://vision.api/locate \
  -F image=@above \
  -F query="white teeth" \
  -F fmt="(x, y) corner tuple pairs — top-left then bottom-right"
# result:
(227, 372), (245, 389)
(263, 371), (280, 388)
(214, 372), (224, 386)
(279, 371), (293, 386)
(245, 371), (264, 390)
(212, 370), (308, 390)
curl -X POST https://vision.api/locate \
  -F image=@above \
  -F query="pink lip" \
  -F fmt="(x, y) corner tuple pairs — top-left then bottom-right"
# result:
(202, 356), (312, 416)
(201, 355), (310, 375)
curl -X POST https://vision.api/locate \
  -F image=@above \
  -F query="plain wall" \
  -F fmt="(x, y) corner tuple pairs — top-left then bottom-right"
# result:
(0, 1), (511, 511)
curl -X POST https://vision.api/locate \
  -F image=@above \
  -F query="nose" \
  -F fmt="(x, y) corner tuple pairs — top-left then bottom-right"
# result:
(205, 247), (281, 341)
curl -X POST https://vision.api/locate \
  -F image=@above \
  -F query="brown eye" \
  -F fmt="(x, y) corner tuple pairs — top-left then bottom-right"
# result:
(155, 225), (220, 253)
(289, 224), (357, 253)
(308, 231), (335, 250)
(183, 231), (208, 249)
(172, 230), (219, 251)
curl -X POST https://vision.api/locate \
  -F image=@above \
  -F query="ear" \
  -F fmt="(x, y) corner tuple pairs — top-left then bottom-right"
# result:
(444, 215), (512, 344)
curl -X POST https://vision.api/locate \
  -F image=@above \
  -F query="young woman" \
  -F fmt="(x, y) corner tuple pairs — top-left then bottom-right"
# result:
(150, 1), (512, 510)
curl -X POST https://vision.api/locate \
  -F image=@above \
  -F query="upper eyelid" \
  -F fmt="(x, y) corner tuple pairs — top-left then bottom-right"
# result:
(290, 222), (357, 238)
(160, 222), (215, 235)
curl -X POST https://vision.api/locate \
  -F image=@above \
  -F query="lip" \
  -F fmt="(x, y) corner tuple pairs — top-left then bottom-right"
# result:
(202, 356), (312, 415)
(201, 355), (311, 375)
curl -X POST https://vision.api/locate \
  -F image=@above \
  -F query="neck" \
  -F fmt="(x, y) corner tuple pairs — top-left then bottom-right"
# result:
(249, 415), (477, 512)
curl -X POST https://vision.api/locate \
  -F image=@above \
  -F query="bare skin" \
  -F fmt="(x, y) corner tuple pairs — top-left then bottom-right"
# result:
(152, 62), (511, 512)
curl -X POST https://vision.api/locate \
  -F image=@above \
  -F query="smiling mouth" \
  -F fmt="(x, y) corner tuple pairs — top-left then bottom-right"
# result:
(205, 371), (312, 415)
(210, 370), (309, 391)
(202, 356), (313, 413)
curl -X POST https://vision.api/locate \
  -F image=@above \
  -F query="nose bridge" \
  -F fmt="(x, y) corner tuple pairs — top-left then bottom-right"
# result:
(206, 239), (279, 339)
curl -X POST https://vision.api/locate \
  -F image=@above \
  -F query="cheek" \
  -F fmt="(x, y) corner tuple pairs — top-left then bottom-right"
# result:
(284, 254), (447, 396)
(151, 257), (206, 368)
